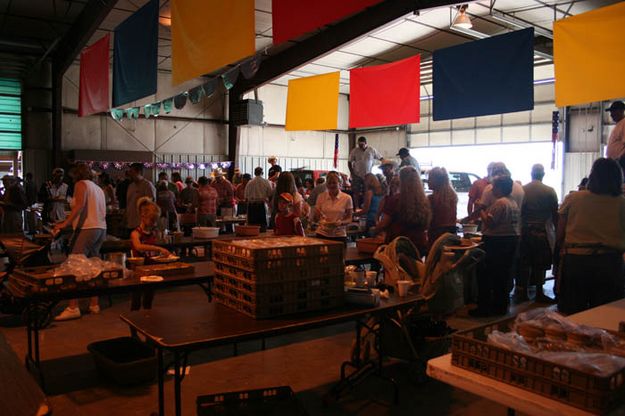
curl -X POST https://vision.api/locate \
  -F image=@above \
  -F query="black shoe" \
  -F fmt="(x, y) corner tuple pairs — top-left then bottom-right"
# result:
(468, 307), (491, 318)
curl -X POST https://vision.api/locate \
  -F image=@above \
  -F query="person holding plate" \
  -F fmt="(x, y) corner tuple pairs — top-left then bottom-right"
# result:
(129, 198), (171, 310)
(312, 172), (353, 242)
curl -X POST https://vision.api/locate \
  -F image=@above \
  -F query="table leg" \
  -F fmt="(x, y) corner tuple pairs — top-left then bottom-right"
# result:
(158, 349), (165, 416)
(174, 351), (182, 416)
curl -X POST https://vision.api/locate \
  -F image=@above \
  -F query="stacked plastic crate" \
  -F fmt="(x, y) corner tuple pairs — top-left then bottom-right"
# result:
(211, 237), (344, 318)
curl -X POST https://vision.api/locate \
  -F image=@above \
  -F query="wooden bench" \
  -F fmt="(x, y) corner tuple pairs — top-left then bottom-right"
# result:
(0, 332), (50, 416)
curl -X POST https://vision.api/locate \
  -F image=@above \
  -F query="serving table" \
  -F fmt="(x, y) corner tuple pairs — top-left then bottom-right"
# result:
(7, 261), (214, 389)
(121, 293), (424, 416)
(427, 299), (625, 416)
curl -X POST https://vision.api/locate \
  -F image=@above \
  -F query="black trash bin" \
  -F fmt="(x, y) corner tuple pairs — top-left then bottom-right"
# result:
(87, 337), (156, 385)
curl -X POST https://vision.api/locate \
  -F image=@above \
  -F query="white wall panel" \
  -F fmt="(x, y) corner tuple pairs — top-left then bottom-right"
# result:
(204, 124), (227, 155)
(476, 114), (501, 127)
(563, 152), (599, 195)
(475, 127), (500, 144)
(531, 124), (551, 142)
(155, 120), (204, 154)
(105, 118), (155, 151)
(429, 131), (451, 146)
(503, 110), (530, 125)
(451, 129), (474, 145)
(64, 114), (102, 150)
(535, 84), (555, 102)
(502, 125), (530, 143)
(410, 132), (429, 148)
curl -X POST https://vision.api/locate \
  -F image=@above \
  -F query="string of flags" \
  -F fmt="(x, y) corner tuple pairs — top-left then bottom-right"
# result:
(77, 160), (233, 171)
(109, 55), (259, 121)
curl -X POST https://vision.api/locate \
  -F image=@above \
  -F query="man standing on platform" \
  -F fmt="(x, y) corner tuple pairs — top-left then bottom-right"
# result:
(519, 164), (558, 303)
(605, 101), (625, 160)
(397, 147), (420, 172)
(126, 163), (156, 236)
(348, 136), (382, 208)
(245, 167), (273, 232)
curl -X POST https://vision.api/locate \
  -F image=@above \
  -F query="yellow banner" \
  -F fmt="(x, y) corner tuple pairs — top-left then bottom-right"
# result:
(171, 0), (255, 85)
(285, 72), (340, 131)
(554, 2), (625, 107)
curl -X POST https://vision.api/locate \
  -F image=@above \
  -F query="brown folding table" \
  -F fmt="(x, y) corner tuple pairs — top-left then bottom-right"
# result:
(121, 293), (424, 416)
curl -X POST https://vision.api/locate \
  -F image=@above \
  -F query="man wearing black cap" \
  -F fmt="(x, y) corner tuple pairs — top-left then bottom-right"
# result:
(605, 101), (625, 159)
(397, 147), (420, 172)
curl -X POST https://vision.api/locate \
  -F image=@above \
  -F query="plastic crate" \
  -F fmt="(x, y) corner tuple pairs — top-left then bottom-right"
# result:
(212, 289), (343, 319)
(213, 258), (343, 284)
(197, 386), (308, 416)
(87, 337), (156, 385)
(211, 237), (343, 262)
(451, 318), (625, 414)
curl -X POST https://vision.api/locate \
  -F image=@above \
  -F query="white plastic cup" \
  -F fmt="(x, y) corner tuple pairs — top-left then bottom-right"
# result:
(365, 271), (377, 287)
(396, 280), (411, 297)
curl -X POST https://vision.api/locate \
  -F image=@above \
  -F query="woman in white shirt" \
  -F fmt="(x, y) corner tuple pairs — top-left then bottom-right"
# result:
(312, 172), (353, 241)
(53, 163), (107, 321)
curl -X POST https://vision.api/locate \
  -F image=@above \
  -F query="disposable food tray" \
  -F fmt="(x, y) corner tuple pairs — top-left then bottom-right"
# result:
(133, 262), (194, 277)
(197, 386), (309, 416)
(451, 317), (625, 414)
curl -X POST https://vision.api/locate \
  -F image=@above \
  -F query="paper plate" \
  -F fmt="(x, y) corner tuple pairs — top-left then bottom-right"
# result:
(140, 275), (164, 282)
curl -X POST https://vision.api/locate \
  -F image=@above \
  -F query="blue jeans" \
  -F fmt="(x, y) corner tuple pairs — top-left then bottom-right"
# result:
(70, 228), (106, 257)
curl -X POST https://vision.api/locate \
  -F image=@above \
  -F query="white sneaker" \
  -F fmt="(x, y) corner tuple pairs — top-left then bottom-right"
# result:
(89, 305), (101, 314)
(54, 307), (81, 321)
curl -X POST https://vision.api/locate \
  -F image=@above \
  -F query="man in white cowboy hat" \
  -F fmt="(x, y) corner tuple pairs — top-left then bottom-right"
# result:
(210, 168), (235, 216)
(605, 101), (625, 160)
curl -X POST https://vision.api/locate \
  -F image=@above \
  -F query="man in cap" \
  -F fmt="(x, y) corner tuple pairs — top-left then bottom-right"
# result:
(210, 169), (235, 216)
(519, 164), (558, 303)
(348, 136), (383, 208)
(379, 159), (398, 190)
(397, 147), (420, 172)
(605, 101), (625, 160)
(39, 167), (68, 224)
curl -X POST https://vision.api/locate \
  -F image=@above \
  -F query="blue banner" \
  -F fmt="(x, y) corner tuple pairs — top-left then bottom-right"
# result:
(113, 0), (158, 107)
(433, 28), (534, 121)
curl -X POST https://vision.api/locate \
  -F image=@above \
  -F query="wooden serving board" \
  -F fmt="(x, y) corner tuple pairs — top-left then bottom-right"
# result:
(134, 262), (195, 277)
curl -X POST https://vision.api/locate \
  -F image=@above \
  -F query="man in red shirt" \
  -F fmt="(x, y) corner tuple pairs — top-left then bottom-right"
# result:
(467, 162), (495, 217)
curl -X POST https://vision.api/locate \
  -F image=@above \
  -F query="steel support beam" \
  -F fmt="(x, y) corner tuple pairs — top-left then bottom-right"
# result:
(228, 0), (460, 164)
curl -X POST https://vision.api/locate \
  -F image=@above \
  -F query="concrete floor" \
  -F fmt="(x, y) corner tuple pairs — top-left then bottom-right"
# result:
(0, 281), (555, 416)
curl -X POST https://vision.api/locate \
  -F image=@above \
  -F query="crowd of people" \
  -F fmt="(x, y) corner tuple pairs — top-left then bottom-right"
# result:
(2, 100), (625, 321)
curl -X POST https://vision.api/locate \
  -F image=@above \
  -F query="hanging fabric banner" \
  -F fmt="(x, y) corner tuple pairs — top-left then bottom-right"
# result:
(333, 133), (339, 169)
(221, 66), (240, 90)
(202, 79), (218, 98)
(272, 0), (382, 45)
(110, 108), (124, 121)
(173, 93), (187, 110)
(171, 0), (254, 85)
(188, 86), (204, 104)
(162, 98), (173, 114)
(554, 2), (625, 107)
(113, 0), (158, 107)
(241, 55), (261, 79)
(78, 34), (110, 117)
(349, 55), (420, 128)
(433, 28), (534, 121)
(285, 72), (340, 131)
(126, 107), (140, 119)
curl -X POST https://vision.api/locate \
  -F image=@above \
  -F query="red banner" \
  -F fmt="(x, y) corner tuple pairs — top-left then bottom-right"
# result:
(349, 55), (421, 128)
(272, 0), (382, 45)
(79, 34), (110, 117)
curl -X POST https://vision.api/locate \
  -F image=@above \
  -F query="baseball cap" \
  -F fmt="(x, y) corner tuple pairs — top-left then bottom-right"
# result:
(396, 147), (410, 156)
(606, 101), (625, 112)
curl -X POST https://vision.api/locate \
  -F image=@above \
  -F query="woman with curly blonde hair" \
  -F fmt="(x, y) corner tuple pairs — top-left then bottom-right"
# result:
(427, 167), (458, 245)
(375, 166), (431, 254)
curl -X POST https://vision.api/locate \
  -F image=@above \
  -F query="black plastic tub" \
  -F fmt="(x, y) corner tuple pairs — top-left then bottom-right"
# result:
(87, 337), (156, 385)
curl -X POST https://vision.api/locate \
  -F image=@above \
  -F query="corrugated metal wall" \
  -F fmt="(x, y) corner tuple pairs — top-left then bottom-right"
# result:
(237, 156), (349, 177)
(563, 152), (599, 195)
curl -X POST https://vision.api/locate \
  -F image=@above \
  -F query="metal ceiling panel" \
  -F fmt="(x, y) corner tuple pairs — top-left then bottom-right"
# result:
(340, 36), (398, 56)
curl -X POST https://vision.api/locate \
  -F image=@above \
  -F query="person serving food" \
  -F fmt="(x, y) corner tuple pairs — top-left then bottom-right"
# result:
(312, 172), (353, 242)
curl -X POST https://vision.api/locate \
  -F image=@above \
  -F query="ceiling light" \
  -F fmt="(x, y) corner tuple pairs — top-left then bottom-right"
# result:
(452, 5), (472, 30)
(159, 6), (171, 27)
